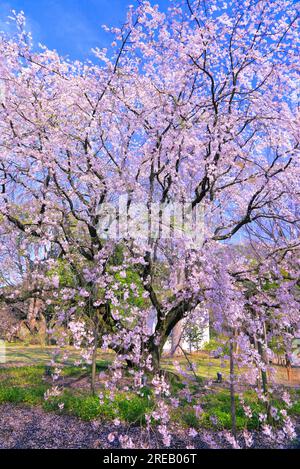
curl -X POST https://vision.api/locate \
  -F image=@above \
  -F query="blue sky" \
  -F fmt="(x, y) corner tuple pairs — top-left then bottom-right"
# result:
(1, 1), (298, 60)
(0, 0), (170, 60)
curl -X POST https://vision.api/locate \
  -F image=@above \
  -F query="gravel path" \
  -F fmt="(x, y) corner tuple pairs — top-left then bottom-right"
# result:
(0, 404), (299, 449)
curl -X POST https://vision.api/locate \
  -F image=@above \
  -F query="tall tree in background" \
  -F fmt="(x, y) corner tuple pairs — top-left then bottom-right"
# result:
(0, 1), (299, 372)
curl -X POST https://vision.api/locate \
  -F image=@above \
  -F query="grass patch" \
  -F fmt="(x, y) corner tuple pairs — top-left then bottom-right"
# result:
(290, 389), (300, 416)
(0, 350), (299, 430)
(115, 394), (153, 424)
(0, 364), (153, 423)
(4, 344), (229, 381)
(199, 390), (259, 430)
(43, 391), (153, 423)
(3, 344), (114, 368)
(43, 393), (114, 421)
(171, 388), (299, 432)
(0, 385), (46, 406)
(0, 365), (46, 386)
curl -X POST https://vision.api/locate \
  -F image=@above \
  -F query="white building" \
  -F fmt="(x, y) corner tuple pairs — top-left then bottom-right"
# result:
(146, 307), (210, 355)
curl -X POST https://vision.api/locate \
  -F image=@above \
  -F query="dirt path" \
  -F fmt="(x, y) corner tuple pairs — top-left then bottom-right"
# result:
(0, 404), (299, 449)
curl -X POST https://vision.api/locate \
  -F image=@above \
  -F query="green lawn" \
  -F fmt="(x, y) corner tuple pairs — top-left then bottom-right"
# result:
(0, 364), (153, 424)
(0, 363), (299, 430)
(0, 344), (299, 431)
(3, 343), (113, 369)
(3, 343), (62, 365)
(163, 353), (229, 381)
(3, 343), (227, 381)
(3, 343), (299, 386)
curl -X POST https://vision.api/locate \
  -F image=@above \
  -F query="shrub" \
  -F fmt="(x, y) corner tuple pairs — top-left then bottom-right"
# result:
(115, 394), (153, 424)
(0, 385), (46, 405)
(180, 408), (200, 429)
